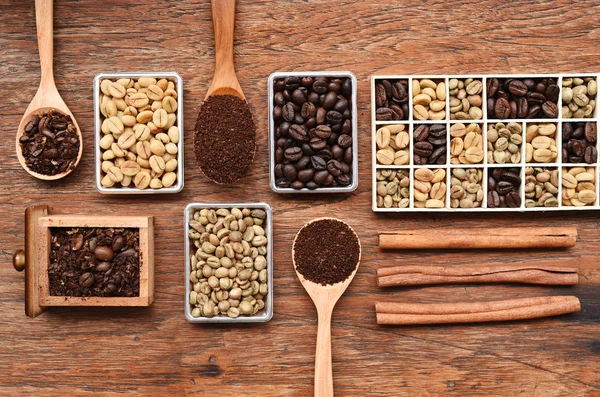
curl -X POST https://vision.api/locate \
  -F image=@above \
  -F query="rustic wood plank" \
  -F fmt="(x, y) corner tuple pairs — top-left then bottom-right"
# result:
(1, 0), (599, 396)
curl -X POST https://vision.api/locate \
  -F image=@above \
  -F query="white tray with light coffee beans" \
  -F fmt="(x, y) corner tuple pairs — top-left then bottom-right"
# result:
(371, 74), (599, 212)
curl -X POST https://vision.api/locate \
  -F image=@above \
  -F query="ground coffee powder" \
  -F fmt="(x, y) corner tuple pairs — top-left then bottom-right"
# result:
(293, 219), (360, 286)
(194, 94), (256, 183)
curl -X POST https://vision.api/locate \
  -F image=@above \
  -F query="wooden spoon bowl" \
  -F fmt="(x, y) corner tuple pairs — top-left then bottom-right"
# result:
(16, 0), (82, 180)
(292, 217), (361, 397)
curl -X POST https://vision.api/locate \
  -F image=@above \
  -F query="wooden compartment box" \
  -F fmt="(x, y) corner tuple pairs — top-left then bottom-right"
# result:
(13, 205), (154, 318)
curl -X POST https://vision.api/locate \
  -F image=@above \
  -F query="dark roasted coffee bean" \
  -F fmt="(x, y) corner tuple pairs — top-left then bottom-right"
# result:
(508, 80), (528, 96)
(413, 125), (430, 141)
(332, 145), (343, 160)
(517, 97), (528, 118)
(496, 181), (514, 195)
(326, 110), (343, 124)
(505, 191), (521, 208)
(494, 98), (510, 119)
(301, 102), (316, 118)
(316, 107), (327, 124)
(275, 163), (284, 178)
(381, 80), (393, 97)
(276, 178), (290, 188)
(319, 149), (333, 162)
(492, 168), (503, 181)
(274, 92), (285, 106)
(376, 108), (392, 121)
(429, 146), (446, 163)
(312, 79), (328, 94)
(585, 122), (597, 143)
(272, 106), (282, 121)
(327, 160), (344, 177)
(487, 97), (496, 117)
(428, 136), (446, 146)
(343, 147), (352, 164)
(79, 272), (94, 288)
(391, 81), (408, 103)
(390, 104), (403, 120)
(278, 121), (291, 137)
(341, 78), (352, 97)
(338, 134), (352, 148)
(322, 92), (338, 110)
(571, 140), (585, 157)
(314, 125), (332, 139)
(541, 101), (558, 118)
(283, 164), (297, 182)
(311, 156), (327, 170)
(414, 141), (433, 157)
(336, 174), (351, 185)
(527, 92), (546, 105)
(96, 262), (112, 272)
(341, 120), (351, 135)
(500, 171), (521, 186)
(488, 176), (496, 191)
(284, 76), (301, 91)
(301, 77), (314, 87)
(307, 92), (320, 105)
(313, 170), (330, 185)
(94, 246), (114, 261)
(289, 124), (308, 141)
(284, 147), (303, 162)
(585, 146), (598, 163)
(487, 78), (499, 97)
(334, 96), (348, 113)
(414, 155), (427, 166)
(509, 100), (517, 119)
(309, 137), (327, 151)
(327, 132), (339, 146)
(296, 156), (311, 170)
(112, 235), (125, 252)
(488, 191), (500, 208)
(290, 180), (304, 189)
(429, 124), (446, 138)
(527, 105), (541, 118)
(282, 103), (295, 121)
(545, 84), (560, 102)
(297, 168), (314, 183)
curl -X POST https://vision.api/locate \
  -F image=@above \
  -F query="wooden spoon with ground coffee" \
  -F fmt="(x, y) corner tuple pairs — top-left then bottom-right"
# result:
(292, 218), (361, 397)
(194, 0), (256, 184)
(16, 0), (82, 180)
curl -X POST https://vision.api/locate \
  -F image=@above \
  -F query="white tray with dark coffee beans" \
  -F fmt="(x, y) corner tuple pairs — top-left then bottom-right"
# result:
(371, 74), (599, 212)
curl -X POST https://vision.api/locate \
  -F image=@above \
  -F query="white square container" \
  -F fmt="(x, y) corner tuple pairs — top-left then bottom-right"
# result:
(371, 74), (600, 212)
(268, 71), (358, 193)
(184, 203), (274, 324)
(94, 72), (184, 194)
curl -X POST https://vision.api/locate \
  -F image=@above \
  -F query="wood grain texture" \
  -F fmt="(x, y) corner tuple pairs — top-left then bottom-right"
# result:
(1, 0), (600, 395)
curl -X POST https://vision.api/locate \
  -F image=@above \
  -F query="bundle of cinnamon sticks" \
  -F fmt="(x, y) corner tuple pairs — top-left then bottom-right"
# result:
(375, 227), (582, 325)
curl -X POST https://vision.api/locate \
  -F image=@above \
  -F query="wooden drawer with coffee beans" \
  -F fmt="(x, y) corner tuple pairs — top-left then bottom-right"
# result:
(371, 74), (599, 212)
(12, 205), (154, 318)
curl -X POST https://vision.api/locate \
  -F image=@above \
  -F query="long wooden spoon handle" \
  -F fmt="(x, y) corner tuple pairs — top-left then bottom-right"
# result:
(315, 309), (334, 397)
(211, 0), (236, 77)
(35, 0), (54, 85)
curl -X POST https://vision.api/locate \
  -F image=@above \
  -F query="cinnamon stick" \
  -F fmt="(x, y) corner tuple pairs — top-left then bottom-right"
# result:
(379, 227), (577, 250)
(377, 261), (579, 287)
(375, 296), (580, 325)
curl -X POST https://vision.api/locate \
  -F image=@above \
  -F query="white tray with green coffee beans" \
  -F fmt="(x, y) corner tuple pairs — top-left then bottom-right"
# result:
(371, 74), (599, 212)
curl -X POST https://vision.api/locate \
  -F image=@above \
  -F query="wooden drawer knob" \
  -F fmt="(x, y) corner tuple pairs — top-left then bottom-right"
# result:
(13, 250), (25, 272)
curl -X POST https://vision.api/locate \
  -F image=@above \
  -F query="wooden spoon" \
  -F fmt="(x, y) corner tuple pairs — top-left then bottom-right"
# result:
(16, 0), (83, 180)
(292, 218), (362, 397)
(205, 0), (245, 101)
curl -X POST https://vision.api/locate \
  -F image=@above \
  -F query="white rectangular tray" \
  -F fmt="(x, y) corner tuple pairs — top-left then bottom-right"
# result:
(371, 74), (599, 212)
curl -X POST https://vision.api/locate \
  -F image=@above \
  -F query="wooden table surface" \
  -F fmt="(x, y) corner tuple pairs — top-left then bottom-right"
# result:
(1, 1), (599, 395)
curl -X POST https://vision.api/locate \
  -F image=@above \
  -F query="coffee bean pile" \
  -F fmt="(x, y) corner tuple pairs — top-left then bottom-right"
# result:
(273, 76), (353, 190)
(19, 109), (79, 176)
(562, 121), (597, 164)
(375, 79), (409, 121)
(487, 77), (559, 119)
(488, 168), (522, 208)
(49, 227), (140, 297)
(413, 124), (447, 165)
